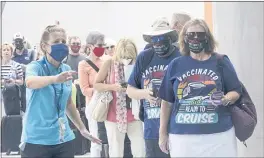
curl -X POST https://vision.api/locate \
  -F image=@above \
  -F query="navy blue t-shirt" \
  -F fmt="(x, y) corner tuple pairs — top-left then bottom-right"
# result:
(158, 54), (242, 135)
(128, 47), (181, 139)
(12, 49), (35, 65)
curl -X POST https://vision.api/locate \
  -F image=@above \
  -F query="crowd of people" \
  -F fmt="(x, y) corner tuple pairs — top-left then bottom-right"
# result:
(1, 11), (243, 158)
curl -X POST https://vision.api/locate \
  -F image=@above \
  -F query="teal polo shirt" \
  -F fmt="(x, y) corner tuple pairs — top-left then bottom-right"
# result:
(21, 57), (75, 145)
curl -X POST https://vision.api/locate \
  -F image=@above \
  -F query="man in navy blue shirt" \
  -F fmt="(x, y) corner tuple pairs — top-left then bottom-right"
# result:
(12, 33), (36, 112)
(127, 17), (181, 158)
(12, 33), (36, 65)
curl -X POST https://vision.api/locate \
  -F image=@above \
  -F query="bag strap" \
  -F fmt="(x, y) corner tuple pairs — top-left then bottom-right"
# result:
(107, 60), (112, 84)
(213, 52), (227, 93)
(86, 58), (99, 72)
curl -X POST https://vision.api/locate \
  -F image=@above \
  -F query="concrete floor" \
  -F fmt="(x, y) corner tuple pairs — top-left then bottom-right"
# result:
(1, 152), (91, 158)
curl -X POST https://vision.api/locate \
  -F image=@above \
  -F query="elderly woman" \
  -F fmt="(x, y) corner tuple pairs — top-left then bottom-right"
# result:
(78, 31), (105, 157)
(104, 38), (116, 56)
(158, 19), (241, 157)
(20, 25), (101, 158)
(94, 38), (145, 157)
(1, 43), (24, 116)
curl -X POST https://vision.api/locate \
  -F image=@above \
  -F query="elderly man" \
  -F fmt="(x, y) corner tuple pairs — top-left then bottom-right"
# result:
(144, 12), (191, 50)
(127, 17), (181, 158)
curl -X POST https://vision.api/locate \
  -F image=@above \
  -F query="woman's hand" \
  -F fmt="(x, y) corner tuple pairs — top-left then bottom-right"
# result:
(73, 79), (79, 85)
(54, 71), (78, 83)
(80, 129), (102, 145)
(110, 83), (123, 92)
(4, 78), (15, 85)
(159, 132), (169, 154)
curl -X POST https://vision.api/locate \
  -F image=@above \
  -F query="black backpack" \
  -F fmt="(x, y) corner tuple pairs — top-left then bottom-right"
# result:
(215, 53), (257, 146)
(2, 84), (21, 115)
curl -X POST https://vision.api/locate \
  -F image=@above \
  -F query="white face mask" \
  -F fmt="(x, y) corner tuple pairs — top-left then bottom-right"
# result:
(121, 59), (132, 66)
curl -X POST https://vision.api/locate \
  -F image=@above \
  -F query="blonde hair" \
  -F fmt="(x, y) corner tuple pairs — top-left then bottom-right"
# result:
(171, 12), (191, 28)
(40, 25), (66, 55)
(1, 43), (14, 59)
(112, 38), (138, 62)
(178, 18), (217, 56)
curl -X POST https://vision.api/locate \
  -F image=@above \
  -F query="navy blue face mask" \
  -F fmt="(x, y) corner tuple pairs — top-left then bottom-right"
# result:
(49, 43), (69, 62)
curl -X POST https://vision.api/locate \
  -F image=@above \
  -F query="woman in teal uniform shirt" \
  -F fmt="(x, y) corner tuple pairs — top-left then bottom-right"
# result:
(20, 25), (101, 158)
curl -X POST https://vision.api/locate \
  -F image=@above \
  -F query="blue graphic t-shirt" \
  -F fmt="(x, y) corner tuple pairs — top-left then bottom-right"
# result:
(159, 55), (242, 135)
(128, 47), (181, 139)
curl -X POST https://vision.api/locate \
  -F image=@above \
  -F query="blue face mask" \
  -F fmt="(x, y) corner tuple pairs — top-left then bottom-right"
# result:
(49, 43), (69, 62)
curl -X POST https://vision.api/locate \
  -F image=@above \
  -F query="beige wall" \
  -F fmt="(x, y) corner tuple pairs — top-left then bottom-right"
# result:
(212, 2), (264, 157)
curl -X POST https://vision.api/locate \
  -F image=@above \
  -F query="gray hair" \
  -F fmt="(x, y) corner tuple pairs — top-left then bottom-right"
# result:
(171, 12), (191, 27)
(86, 31), (105, 45)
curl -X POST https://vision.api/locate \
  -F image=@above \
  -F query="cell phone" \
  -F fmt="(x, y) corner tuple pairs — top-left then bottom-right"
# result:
(4, 79), (12, 84)
(121, 82), (128, 88)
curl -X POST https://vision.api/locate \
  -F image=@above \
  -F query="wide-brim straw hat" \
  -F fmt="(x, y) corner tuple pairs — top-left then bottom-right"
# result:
(143, 17), (178, 43)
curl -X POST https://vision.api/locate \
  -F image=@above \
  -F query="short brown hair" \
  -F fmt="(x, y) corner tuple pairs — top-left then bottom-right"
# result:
(68, 36), (81, 45)
(178, 18), (217, 56)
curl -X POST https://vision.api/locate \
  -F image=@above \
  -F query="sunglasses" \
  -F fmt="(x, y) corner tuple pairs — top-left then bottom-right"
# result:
(105, 45), (115, 49)
(151, 36), (167, 43)
(71, 42), (80, 46)
(186, 32), (206, 40)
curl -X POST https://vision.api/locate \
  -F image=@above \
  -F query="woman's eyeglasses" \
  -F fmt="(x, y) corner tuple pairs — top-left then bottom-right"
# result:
(95, 44), (104, 48)
(105, 45), (115, 49)
(186, 32), (206, 40)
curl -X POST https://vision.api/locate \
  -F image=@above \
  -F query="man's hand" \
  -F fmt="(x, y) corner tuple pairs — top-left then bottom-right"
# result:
(141, 89), (157, 105)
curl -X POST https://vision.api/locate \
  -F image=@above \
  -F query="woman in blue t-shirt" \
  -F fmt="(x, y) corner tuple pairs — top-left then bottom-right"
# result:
(20, 25), (101, 158)
(158, 19), (242, 157)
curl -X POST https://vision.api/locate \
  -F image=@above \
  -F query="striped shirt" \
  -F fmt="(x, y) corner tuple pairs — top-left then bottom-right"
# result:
(1, 60), (24, 88)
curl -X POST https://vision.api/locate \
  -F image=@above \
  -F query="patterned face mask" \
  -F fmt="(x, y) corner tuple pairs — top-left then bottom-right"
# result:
(151, 35), (171, 56)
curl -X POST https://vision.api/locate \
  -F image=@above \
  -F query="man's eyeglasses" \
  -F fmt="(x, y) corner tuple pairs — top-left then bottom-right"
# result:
(186, 32), (206, 40)
(71, 42), (81, 46)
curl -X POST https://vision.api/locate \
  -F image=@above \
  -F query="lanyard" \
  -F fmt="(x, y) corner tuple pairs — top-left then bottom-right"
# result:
(42, 59), (63, 118)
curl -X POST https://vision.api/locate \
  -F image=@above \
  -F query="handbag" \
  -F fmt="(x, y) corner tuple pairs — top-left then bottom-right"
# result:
(215, 53), (257, 147)
(85, 59), (113, 122)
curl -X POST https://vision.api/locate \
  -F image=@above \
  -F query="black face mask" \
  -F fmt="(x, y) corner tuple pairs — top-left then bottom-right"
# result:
(14, 39), (24, 50)
(186, 38), (207, 54)
(153, 40), (171, 56)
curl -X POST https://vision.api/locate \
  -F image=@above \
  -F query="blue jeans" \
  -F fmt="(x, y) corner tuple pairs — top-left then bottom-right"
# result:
(145, 139), (170, 158)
